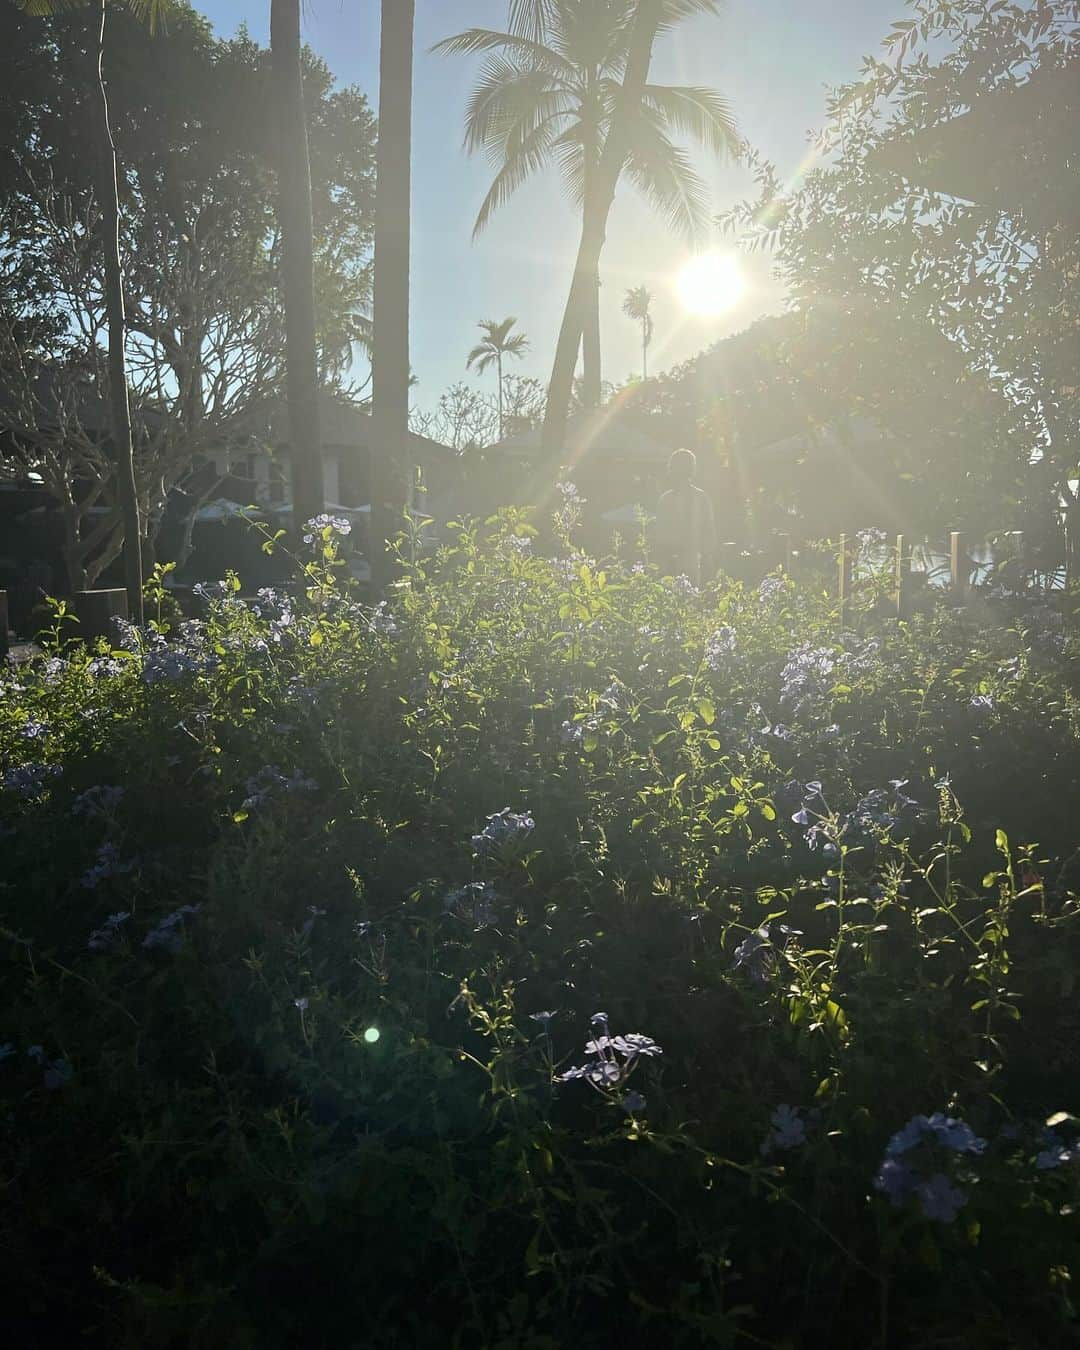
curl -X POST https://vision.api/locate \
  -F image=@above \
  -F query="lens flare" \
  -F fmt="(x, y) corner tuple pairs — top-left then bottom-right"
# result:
(363, 1027), (380, 1044)
(676, 252), (745, 317)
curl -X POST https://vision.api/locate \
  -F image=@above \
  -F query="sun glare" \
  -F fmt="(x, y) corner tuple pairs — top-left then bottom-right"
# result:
(676, 252), (745, 317)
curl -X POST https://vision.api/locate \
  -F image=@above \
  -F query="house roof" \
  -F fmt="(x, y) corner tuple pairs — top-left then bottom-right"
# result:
(262, 394), (453, 460)
(0, 365), (166, 437)
(489, 405), (682, 462)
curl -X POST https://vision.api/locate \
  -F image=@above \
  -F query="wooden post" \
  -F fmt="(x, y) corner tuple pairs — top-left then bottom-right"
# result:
(74, 589), (129, 644)
(949, 531), (966, 596)
(894, 534), (907, 620)
(838, 534), (852, 627)
(0, 590), (9, 660)
(778, 531), (792, 573)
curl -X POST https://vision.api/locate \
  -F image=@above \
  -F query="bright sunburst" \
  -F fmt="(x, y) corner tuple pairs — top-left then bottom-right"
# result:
(675, 252), (746, 317)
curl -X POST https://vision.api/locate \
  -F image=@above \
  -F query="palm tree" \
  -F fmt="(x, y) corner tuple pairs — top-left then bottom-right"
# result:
(466, 317), (530, 438)
(270, 0), (323, 537)
(18, 0), (176, 622)
(370, 0), (415, 595)
(622, 284), (653, 379)
(435, 1), (737, 432)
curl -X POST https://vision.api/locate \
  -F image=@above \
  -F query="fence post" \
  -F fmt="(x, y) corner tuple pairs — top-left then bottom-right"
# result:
(838, 534), (852, 628)
(949, 531), (966, 597)
(894, 534), (907, 620)
(0, 590), (8, 660)
(74, 589), (129, 644)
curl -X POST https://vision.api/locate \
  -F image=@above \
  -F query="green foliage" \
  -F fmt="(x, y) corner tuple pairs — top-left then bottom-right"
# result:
(1, 518), (1079, 1347)
(715, 0), (1079, 539)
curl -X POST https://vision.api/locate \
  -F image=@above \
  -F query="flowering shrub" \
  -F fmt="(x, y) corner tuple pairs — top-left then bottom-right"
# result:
(0, 513), (1078, 1347)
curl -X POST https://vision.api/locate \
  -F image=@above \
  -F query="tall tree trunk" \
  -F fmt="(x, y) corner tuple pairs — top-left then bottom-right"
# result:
(371, 0), (415, 595)
(270, 0), (323, 535)
(497, 350), (504, 439)
(96, 0), (143, 622)
(642, 318), (648, 381)
(581, 266), (601, 407)
(542, 0), (662, 456)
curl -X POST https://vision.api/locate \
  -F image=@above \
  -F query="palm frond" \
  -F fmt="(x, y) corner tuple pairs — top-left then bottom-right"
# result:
(466, 345), (496, 374)
(508, 0), (560, 42)
(550, 124), (587, 207)
(16, 0), (174, 30)
(480, 318), (516, 344)
(641, 84), (739, 158)
(622, 284), (652, 320)
(463, 58), (573, 158)
(623, 115), (709, 240)
(656, 0), (722, 34)
(471, 116), (560, 235)
(431, 27), (575, 82)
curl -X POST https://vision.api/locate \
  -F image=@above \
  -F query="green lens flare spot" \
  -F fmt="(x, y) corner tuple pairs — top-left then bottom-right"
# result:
(363, 1027), (380, 1044)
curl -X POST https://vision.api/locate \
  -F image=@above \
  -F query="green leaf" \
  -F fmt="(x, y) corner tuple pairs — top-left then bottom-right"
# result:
(995, 828), (1009, 855)
(759, 803), (776, 821)
(697, 697), (716, 726)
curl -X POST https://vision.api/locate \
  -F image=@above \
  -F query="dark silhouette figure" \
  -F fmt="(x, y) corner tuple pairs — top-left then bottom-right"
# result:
(655, 448), (716, 585)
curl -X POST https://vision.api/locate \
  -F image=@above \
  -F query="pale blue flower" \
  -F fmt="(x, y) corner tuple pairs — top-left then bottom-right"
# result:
(444, 882), (498, 928)
(71, 784), (125, 819)
(142, 904), (201, 953)
(915, 1172), (967, 1223)
(87, 911), (131, 952)
(766, 1103), (807, 1152)
(80, 843), (135, 889)
(3, 762), (63, 798)
(471, 807), (534, 858)
(303, 513), (351, 543)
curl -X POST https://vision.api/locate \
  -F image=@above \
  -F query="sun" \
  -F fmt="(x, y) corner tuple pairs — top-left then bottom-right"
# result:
(675, 252), (746, 317)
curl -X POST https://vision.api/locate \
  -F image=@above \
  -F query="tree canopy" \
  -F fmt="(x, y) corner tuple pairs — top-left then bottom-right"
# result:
(0, 1), (376, 584)
(717, 0), (1079, 542)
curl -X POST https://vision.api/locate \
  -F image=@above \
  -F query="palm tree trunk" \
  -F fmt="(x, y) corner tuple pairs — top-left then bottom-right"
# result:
(542, 0), (662, 456)
(497, 350), (504, 439)
(96, 0), (143, 623)
(371, 0), (415, 595)
(581, 267), (601, 407)
(642, 318), (648, 381)
(271, 0), (323, 536)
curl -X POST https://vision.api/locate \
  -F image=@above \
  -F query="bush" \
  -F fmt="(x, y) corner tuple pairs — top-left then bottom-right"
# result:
(2, 513), (1079, 1348)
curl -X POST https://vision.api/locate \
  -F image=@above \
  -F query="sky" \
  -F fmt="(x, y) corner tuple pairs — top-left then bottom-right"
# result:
(197, 0), (907, 411)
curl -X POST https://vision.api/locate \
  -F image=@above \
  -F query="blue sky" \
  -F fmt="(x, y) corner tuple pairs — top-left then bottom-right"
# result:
(199, 0), (905, 409)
